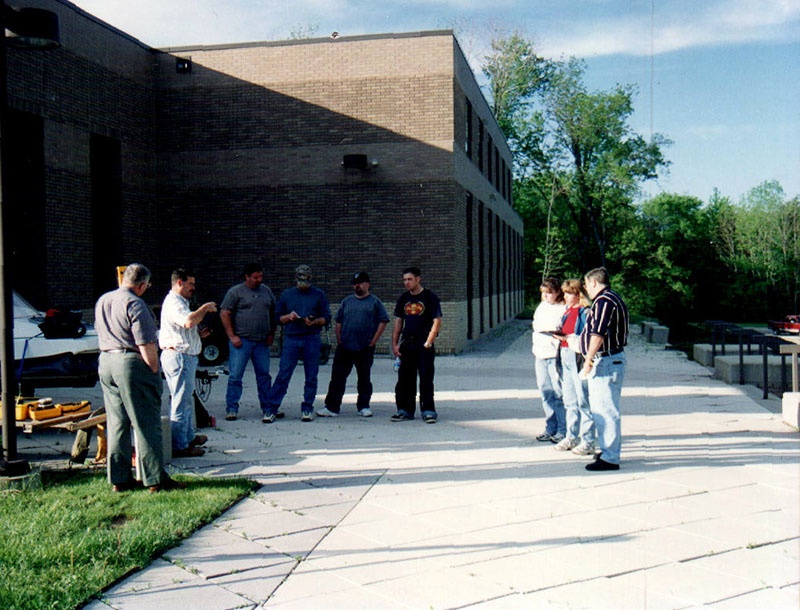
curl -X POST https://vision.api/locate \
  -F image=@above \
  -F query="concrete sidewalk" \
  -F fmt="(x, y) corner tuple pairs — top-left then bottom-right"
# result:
(29, 322), (800, 609)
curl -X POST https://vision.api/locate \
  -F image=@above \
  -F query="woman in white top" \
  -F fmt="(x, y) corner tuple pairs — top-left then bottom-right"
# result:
(531, 277), (567, 442)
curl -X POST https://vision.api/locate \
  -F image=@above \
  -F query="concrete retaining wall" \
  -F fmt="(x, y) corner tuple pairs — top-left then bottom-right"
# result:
(711, 354), (792, 389)
(641, 321), (670, 345)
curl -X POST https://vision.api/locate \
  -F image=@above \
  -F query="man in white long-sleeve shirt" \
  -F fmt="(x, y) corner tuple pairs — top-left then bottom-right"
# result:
(159, 268), (217, 457)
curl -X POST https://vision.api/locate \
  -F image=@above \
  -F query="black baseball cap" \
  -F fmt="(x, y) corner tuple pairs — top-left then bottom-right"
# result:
(352, 271), (370, 284)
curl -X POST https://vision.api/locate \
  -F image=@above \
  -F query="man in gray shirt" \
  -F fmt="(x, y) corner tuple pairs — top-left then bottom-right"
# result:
(220, 263), (276, 421)
(318, 272), (389, 418)
(95, 263), (184, 493)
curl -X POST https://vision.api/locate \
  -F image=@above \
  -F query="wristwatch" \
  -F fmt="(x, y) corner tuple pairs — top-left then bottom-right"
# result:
(424, 342), (432, 348)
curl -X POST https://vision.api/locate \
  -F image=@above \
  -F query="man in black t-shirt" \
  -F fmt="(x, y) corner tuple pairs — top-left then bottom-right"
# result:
(391, 267), (442, 423)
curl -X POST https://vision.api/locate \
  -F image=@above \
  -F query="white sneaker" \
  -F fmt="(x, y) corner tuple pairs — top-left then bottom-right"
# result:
(359, 408), (373, 417)
(572, 442), (595, 456)
(555, 437), (579, 451)
(315, 407), (338, 417)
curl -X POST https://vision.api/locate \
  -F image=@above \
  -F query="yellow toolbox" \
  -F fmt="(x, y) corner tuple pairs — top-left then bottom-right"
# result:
(9, 397), (53, 421)
(28, 402), (63, 421)
(58, 401), (91, 415)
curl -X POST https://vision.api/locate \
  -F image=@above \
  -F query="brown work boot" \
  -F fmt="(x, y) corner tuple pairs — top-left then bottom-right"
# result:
(112, 480), (143, 492)
(148, 476), (187, 493)
(172, 446), (205, 458)
(188, 434), (208, 447)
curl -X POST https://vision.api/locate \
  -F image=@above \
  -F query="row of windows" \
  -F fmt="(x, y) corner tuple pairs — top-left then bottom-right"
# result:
(464, 99), (513, 206)
(465, 192), (524, 340)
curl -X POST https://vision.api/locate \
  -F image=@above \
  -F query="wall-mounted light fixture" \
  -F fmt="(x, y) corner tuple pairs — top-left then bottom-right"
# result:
(175, 56), (191, 73)
(341, 154), (379, 171)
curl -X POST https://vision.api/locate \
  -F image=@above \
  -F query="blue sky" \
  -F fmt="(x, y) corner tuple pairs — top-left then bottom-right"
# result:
(69, 0), (800, 203)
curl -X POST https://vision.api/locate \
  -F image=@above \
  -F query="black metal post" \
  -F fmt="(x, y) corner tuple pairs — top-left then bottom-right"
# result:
(0, 2), (59, 462)
(0, 0), (18, 461)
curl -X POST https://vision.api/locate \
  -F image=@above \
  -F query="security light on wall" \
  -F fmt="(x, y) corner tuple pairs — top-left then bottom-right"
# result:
(176, 57), (191, 73)
(342, 154), (368, 170)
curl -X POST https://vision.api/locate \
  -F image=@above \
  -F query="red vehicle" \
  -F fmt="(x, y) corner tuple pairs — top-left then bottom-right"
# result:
(768, 314), (800, 335)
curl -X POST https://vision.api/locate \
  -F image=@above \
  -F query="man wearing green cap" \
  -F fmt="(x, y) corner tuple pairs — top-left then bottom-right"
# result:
(263, 264), (331, 422)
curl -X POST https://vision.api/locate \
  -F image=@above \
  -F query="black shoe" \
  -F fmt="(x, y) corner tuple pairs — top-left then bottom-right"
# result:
(390, 411), (413, 421)
(585, 457), (620, 471)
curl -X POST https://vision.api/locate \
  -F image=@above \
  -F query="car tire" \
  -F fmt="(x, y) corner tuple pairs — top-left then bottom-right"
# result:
(200, 340), (227, 366)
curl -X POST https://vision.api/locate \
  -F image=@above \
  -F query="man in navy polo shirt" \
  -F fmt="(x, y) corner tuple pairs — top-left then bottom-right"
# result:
(580, 267), (629, 471)
(317, 271), (389, 418)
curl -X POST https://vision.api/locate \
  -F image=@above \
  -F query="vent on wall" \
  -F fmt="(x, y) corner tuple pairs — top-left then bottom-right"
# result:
(342, 154), (369, 170)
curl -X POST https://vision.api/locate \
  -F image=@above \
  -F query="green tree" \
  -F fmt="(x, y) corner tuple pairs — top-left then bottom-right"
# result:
(482, 31), (551, 145)
(483, 43), (670, 276)
(711, 181), (800, 318)
(617, 193), (719, 324)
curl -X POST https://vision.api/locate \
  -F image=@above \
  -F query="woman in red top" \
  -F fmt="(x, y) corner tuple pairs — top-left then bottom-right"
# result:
(552, 279), (596, 456)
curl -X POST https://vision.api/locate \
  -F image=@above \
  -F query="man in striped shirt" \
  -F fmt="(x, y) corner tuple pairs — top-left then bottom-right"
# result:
(580, 267), (629, 471)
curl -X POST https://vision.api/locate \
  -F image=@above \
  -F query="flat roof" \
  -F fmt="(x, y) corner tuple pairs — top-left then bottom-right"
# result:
(159, 29), (453, 54)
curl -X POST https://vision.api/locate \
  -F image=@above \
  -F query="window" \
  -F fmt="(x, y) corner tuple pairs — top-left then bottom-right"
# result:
(7, 110), (46, 306)
(478, 120), (484, 172)
(487, 136), (493, 182)
(466, 193), (473, 339)
(91, 134), (123, 299)
(465, 99), (473, 159)
(478, 202), (485, 334)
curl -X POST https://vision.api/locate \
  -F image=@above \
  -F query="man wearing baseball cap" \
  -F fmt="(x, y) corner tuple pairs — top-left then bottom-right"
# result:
(317, 272), (389, 418)
(263, 264), (331, 422)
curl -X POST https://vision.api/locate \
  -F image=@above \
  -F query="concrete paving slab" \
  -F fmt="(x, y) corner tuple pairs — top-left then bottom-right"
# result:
(709, 584), (800, 609)
(99, 558), (251, 609)
(363, 565), (514, 610)
(164, 525), (291, 578)
(611, 560), (773, 607)
(209, 560), (296, 603)
(684, 544), (800, 589)
(260, 526), (333, 558)
(256, 567), (362, 606)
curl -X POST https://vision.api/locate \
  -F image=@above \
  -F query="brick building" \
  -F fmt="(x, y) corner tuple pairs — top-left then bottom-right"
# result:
(9, 0), (523, 353)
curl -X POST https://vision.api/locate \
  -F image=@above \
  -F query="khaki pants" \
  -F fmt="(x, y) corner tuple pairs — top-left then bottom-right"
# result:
(99, 352), (164, 488)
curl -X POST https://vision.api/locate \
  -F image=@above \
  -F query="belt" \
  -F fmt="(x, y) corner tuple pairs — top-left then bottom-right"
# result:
(103, 348), (139, 354)
(598, 347), (624, 358)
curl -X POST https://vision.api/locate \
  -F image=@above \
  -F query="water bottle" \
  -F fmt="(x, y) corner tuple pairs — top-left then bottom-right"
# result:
(393, 356), (401, 373)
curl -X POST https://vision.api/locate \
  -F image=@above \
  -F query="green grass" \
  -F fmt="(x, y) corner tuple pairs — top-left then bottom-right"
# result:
(0, 471), (258, 609)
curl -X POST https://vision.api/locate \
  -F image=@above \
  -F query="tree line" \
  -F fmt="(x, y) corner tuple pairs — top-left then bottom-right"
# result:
(482, 32), (799, 325)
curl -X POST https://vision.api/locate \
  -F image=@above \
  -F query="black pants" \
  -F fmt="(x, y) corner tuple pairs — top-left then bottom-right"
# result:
(324, 345), (376, 413)
(395, 344), (435, 417)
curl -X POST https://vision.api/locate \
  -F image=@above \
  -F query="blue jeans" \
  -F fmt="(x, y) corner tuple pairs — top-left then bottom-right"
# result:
(587, 352), (626, 464)
(534, 356), (565, 435)
(560, 346), (594, 444)
(225, 337), (271, 414)
(161, 350), (198, 451)
(266, 333), (321, 414)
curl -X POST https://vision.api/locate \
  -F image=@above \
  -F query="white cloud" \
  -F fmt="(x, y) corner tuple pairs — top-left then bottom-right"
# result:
(539, 0), (800, 58)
